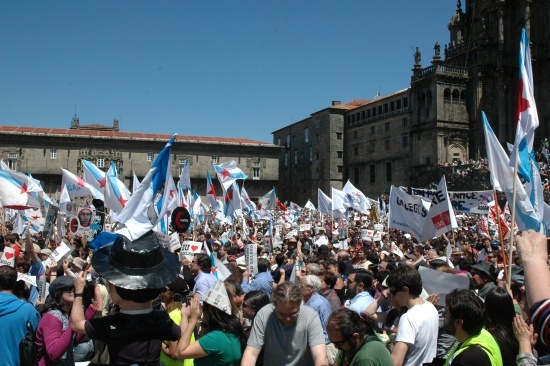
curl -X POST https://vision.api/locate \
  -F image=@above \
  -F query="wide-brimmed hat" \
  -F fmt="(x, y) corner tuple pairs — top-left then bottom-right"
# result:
(471, 260), (497, 282)
(40, 248), (52, 256)
(91, 230), (180, 290)
(72, 257), (87, 271)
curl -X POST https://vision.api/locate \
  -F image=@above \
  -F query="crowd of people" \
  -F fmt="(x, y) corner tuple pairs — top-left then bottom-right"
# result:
(1, 208), (550, 366)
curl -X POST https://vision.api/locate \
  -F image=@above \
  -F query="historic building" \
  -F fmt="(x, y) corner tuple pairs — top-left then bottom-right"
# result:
(0, 116), (281, 199)
(274, 0), (550, 204)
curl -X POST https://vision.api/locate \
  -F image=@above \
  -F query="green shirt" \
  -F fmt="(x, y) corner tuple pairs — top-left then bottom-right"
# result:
(335, 334), (393, 366)
(195, 330), (242, 366)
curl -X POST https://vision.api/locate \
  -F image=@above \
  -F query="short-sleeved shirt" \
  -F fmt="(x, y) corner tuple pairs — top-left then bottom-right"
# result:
(395, 301), (439, 366)
(194, 330), (242, 366)
(85, 310), (180, 365)
(247, 304), (325, 366)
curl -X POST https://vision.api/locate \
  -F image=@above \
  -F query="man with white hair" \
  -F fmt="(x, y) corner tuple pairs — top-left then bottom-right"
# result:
(301, 275), (336, 364)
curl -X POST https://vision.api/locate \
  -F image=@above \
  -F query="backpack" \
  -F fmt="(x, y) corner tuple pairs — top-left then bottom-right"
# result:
(19, 321), (37, 366)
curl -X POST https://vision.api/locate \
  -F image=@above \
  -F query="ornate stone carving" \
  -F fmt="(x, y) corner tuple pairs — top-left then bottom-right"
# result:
(172, 154), (194, 166)
(246, 157), (267, 169)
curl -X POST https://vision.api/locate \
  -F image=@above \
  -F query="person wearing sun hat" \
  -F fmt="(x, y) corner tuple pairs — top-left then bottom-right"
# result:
(176, 280), (246, 365)
(70, 230), (182, 365)
(470, 260), (497, 300)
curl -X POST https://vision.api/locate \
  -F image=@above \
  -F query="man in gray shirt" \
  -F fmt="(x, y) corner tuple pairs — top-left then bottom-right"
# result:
(241, 282), (328, 366)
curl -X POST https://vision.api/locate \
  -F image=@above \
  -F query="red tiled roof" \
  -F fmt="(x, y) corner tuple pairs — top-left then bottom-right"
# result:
(0, 125), (275, 146)
(330, 99), (372, 110)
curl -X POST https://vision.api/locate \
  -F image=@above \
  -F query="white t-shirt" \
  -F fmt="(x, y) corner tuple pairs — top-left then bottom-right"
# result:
(395, 300), (439, 366)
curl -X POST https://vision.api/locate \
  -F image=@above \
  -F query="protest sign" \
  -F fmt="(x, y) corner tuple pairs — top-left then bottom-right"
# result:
(373, 232), (382, 241)
(418, 266), (469, 306)
(156, 232), (170, 248)
(374, 224), (384, 232)
(17, 273), (37, 288)
(0, 247), (15, 267)
(388, 186), (431, 238)
(299, 224), (311, 232)
(169, 232), (181, 251)
(263, 236), (272, 253)
(411, 188), (494, 215)
(43, 241), (73, 268)
(42, 204), (59, 240)
(245, 243), (258, 276)
(419, 176), (458, 241)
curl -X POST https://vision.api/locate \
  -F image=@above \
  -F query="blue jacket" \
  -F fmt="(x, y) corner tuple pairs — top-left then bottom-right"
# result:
(0, 292), (41, 366)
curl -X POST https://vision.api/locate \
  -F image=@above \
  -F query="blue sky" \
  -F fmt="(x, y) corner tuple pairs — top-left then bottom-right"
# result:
(0, 1), (458, 143)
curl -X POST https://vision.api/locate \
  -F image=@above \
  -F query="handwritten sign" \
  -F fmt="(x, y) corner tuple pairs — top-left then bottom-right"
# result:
(299, 224), (311, 232)
(245, 243), (258, 276)
(0, 247), (15, 267)
(169, 232), (181, 251)
(181, 241), (202, 260)
(43, 241), (73, 268)
(17, 273), (37, 287)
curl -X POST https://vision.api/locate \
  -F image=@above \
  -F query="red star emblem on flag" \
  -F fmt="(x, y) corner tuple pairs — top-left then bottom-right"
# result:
(20, 183), (28, 194)
(207, 185), (216, 196)
(31, 215), (40, 220)
(118, 196), (128, 207)
(220, 169), (231, 179)
(98, 177), (106, 188)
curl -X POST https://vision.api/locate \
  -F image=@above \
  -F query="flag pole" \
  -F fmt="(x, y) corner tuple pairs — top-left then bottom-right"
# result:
(494, 189), (509, 285)
(507, 149), (520, 289)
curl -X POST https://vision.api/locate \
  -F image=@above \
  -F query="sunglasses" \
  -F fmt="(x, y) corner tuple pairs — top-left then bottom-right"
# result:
(330, 334), (353, 348)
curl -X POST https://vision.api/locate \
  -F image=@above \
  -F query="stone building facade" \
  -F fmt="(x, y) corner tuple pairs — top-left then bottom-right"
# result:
(274, 0), (550, 204)
(0, 117), (280, 200)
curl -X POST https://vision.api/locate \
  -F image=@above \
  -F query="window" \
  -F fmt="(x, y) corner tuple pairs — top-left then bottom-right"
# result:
(397, 99), (402, 109)
(178, 159), (187, 166)
(354, 167), (360, 185)
(336, 132), (343, 140)
(385, 139), (390, 150)
(294, 150), (298, 165)
(50, 149), (57, 159)
(211, 155), (218, 164)
(354, 131), (358, 138)
(7, 153), (17, 170)
(277, 137), (281, 146)
(372, 108), (376, 117)
(370, 142), (376, 153)
(284, 152), (288, 167)
(305, 128), (309, 143)
(385, 122), (390, 132)
(353, 146), (358, 156)
(147, 152), (153, 162)
(390, 101), (395, 111)
(402, 135), (408, 147)
(286, 134), (290, 147)
(403, 97), (408, 107)
(371, 126), (375, 135)
(426, 157), (431, 165)
(253, 167), (260, 179)
(309, 147), (313, 162)
(386, 162), (392, 181)
(370, 164), (375, 183)
(402, 118), (408, 127)
(377, 106), (382, 115)
(97, 157), (105, 168)
(384, 104), (388, 113)
(337, 165), (343, 173)
(316, 153), (320, 161)
(337, 151), (344, 159)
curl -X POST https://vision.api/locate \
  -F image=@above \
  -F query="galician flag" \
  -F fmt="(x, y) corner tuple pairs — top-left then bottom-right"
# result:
(510, 28), (538, 182)
(213, 161), (248, 191)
